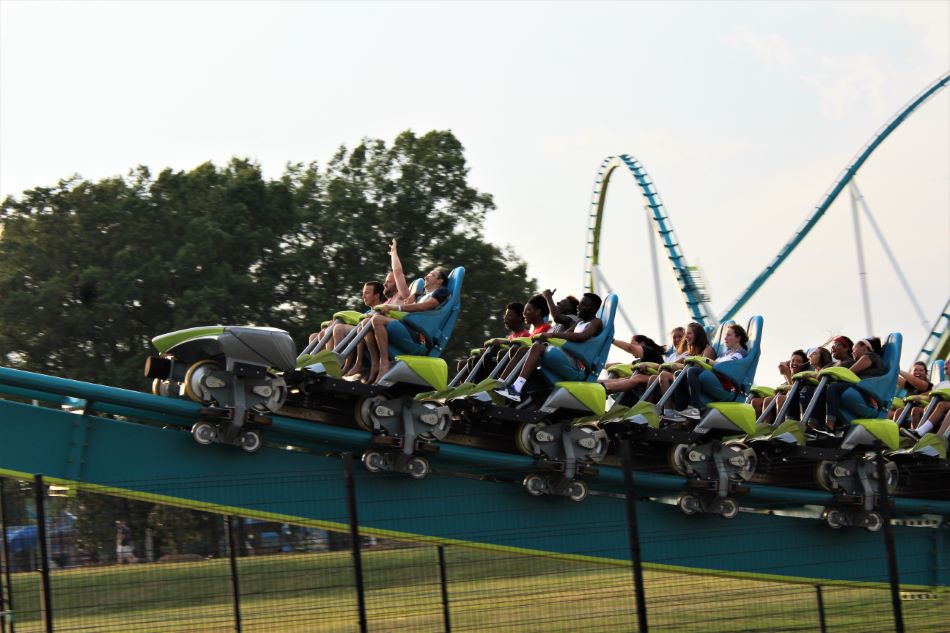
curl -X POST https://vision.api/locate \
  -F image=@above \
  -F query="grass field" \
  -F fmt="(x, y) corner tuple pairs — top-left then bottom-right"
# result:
(5, 544), (946, 632)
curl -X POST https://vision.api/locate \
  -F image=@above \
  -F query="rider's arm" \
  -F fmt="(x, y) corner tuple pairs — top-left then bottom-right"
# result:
(612, 338), (636, 354)
(850, 354), (871, 375)
(390, 239), (411, 301)
(778, 361), (792, 384)
(542, 288), (570, 326)
(547, 319), (602, 343)
(400, 296), (440, 313)
(899, 370), (930, 393)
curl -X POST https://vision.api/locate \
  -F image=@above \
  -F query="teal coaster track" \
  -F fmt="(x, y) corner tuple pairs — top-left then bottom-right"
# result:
(0, 365), (948, 588)
(584, 71), (950, 360)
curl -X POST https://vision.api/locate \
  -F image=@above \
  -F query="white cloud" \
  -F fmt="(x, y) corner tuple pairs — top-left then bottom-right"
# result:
(721, 24), (795, 67)
(801, 53), (892, 121)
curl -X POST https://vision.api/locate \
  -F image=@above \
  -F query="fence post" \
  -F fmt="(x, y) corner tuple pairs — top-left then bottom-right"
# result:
(0, 478), (13, 633)
(343, 453), (368, 633)
(876, 448), (904, 633)
(437, 546), (451, 633)
(225, 516), (242, 632)
(814, 585), (827, 633)
(33, 475), (53, 633)
(620, 439), (649, 633)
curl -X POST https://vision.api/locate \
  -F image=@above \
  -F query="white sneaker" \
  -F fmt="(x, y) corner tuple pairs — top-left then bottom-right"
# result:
(663, 409), (687, 423)
(680, 406), (701, 419)
(494, 387), (522, 403)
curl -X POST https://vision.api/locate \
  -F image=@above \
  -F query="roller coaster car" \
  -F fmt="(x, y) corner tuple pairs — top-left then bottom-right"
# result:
(748, 333), (905, 530)
(289, 268), (465, 479)
(885, 381), (950, 493)
(600, 319), (760, 518)
(444, 294), (619, 501)
(657, 317), (763, 519)
(144, 326), (297, 453)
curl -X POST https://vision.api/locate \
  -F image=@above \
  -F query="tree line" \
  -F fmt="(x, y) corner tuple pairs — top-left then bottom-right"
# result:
(0, 129), (536, 558)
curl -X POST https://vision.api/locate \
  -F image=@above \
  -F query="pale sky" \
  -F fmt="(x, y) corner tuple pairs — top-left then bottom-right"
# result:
(2, 1), (948, 386)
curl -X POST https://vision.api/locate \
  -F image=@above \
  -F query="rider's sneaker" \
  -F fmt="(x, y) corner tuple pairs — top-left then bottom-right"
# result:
(494, 387), (522, 403)
(811, 428), (836, 439)
(663, 409), (687, 423)
(680, 406), (701, 419)
(899, 427), (918, 441)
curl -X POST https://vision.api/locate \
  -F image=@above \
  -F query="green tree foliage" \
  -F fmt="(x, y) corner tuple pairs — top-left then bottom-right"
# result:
(72, 492), (152, 563)
(0, 130), (534, 388)
(147, 505), (223, 557)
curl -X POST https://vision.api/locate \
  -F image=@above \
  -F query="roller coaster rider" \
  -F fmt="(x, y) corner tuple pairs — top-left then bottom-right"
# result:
(752, 349), (810, 423)
(461, 302), (529, 378)
(798, 346), (833, 425)
(370, 267), (451, 383)
(830, 336), (855, 368)
(485, 302), (530, 345)
(493, 296), (551, 380)
(540, 288), (580, 333)
(664, 326), (686, 363)
(495, 292), (603, 402)
(669, 323), (749, 422)
(334, 281), (386, 377)
(889, 361), (932, 424)
(909, 360), (950, 436)
(599, 334), (665, 396)
(822, 337), (886, 433)
(499, 291), (576, 381)
(656, 322), (716, 413)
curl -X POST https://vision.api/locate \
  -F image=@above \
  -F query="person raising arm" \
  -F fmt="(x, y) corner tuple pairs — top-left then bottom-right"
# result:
(496, 293), (603, 402)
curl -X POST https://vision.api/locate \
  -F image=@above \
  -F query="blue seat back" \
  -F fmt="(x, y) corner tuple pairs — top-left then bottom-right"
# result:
(708, 320), (733, 356)
(712, 316), (763, 395)
(560, 293), (618, 380)
(401, 267), (465, 357)
(931, 359), (946, 385)
(407, 278), (424, 298)
(854, 333), (902, 411)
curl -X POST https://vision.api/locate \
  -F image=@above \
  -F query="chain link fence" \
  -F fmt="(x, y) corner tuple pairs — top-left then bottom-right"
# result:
(0, 461), (946, 633)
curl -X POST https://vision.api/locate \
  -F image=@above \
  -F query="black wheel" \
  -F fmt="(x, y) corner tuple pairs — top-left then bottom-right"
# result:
(239, 430), (262, 454)
(576, 424), (608, 463)
(864, 511), (883, 532)
(719, 497), (739, 519)
(815, 461), (837, 492)
(183, 360), (224, 404)
(262, 375), (288, 413)
(354, 396), (384, 431)
(677, 493), (700, 516)
(191, 421), (217, 446)
(568, 480), (589, 502)
(362, 450), (385, 473)
(822, 507), (845, 529)
(515, 422), (536, 456)
(669, 444), (691, 477)
(418, 401), (452, 441)
(523, 473), (546, 496)
(407, 456), (430, 480)
(726, 442), (757, 481)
